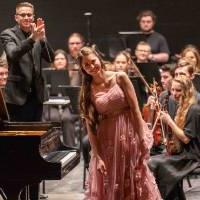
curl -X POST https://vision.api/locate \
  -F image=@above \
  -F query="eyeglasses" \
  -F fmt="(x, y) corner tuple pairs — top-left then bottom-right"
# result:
(16, 13), (34, 18)
(0, 72), (8, 76)
(69, 42), (82, 45)
(136, 49), (150, 53)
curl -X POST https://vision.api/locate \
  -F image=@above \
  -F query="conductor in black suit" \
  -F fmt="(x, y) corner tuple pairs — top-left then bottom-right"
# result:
(0, 2), (54, 200)
(0, 2), (54, 122)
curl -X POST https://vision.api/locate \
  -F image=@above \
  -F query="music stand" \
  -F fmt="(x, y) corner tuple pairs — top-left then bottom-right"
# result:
(58, 85), (82, 151)
(128, 76), (147, 109)
(58, 85), (80, 114)
(42, 68), (70, 96)
(136, 63), (161, 84)
(43, 97), (70, 121)
(118, 31), (146, 51)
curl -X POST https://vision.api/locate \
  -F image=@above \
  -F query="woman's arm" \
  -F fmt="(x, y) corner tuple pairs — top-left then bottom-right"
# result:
(85, 119), (107, 175)
(161, 111), (190, 144)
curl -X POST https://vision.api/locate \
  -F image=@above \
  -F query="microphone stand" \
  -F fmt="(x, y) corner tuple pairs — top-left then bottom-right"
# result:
(84, 12), (93, 46)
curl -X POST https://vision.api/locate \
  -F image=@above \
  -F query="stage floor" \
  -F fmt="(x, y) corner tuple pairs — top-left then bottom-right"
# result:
(45, 157), (200, 200)
(0, 158), (199, 200)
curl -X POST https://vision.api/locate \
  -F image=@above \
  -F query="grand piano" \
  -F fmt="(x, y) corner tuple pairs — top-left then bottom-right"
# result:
(0, 89), (80, 200)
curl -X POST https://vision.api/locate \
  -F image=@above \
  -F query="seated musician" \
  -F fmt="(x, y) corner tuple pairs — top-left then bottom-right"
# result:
(66, 32), (85, 86)
(0, 52), (8, 87)
(113, 50), (132, 73)
(43, 49), (76, 147)
(134, 41), (152, 63)
(144, 64), (175, 155)
(148, 76), (200, 200)
(180, 44), (200, 92)
(176, 57), (200, 97)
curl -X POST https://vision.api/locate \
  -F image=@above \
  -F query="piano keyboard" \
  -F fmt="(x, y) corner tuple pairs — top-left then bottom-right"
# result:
(43, 151), (77, 167)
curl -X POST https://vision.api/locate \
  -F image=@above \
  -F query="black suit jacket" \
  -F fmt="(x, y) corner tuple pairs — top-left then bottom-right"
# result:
(0, 25), (54, 105)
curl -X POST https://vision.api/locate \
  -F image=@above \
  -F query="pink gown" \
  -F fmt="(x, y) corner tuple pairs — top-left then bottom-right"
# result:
(85, 82), (161, 200)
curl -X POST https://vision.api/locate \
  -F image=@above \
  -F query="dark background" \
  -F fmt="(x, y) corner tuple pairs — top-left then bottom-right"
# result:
(0, 0), (199, 60)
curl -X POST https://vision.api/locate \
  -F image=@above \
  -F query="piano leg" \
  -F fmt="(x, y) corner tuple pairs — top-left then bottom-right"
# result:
(40, 181), (48, 199)
(26, 183), (40, 200)
(0, 182), (26, 200)
(0, 188), (6, 200)
(20, 183), (40, 200)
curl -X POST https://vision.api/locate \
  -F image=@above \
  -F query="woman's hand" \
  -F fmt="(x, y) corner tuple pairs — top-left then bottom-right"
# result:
(160, 111), (172, 125)
(97, 158), (107, 176)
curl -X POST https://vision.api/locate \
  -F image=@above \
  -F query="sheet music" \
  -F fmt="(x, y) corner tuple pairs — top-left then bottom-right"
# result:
(43, 99), (70, 105)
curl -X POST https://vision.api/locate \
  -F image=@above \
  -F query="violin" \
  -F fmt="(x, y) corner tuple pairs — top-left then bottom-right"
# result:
(159, 95), (182, 155)
(130, 61), (179, 151)
(142, 81), (163, 147)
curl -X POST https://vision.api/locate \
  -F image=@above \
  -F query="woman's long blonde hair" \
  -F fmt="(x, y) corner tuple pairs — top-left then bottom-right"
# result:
(173, 76), (197, 129)
(78, 46), (106, 133)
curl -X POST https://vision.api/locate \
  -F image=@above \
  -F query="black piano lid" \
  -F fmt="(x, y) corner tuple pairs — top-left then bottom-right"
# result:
(0, 88), (10, 121)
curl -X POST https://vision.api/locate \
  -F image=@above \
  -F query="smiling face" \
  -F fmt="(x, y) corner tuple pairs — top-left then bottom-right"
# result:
(135, 44), (151, 62)
(0, 67), (8, 86)
(15, 6), (34, 32)
(82, 53), (102, 76)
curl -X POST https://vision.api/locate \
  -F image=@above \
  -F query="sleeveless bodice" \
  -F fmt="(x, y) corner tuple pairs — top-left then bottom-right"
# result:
(92, 84), (129, 115)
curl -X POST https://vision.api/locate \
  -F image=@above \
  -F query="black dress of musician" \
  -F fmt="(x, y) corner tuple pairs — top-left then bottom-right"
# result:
(0, 2), (54, 122)
(149, 76), (200, 200)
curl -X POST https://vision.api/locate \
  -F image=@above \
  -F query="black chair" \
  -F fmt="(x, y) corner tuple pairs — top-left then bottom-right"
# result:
(186, 167), (200, 188)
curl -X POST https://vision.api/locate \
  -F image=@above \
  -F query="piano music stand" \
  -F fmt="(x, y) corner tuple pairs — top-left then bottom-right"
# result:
(43, 97), (71, 121)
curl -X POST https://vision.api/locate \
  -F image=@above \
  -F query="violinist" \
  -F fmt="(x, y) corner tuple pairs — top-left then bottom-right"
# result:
(149, 76), (200, 200)
(144, 64), (175, 155)
(180, 44), (200, 92)
(175, 57), (200, 97)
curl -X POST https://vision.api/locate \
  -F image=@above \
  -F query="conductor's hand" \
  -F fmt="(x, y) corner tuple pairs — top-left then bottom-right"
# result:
(30, 18), (46, 41)
(97, 158), (107, 176)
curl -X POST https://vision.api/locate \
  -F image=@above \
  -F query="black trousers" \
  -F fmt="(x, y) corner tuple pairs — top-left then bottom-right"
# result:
(6, 92), (43, 122)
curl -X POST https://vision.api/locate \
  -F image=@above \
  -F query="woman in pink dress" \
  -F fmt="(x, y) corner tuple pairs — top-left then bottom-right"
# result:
(79, 46), (161, 200)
